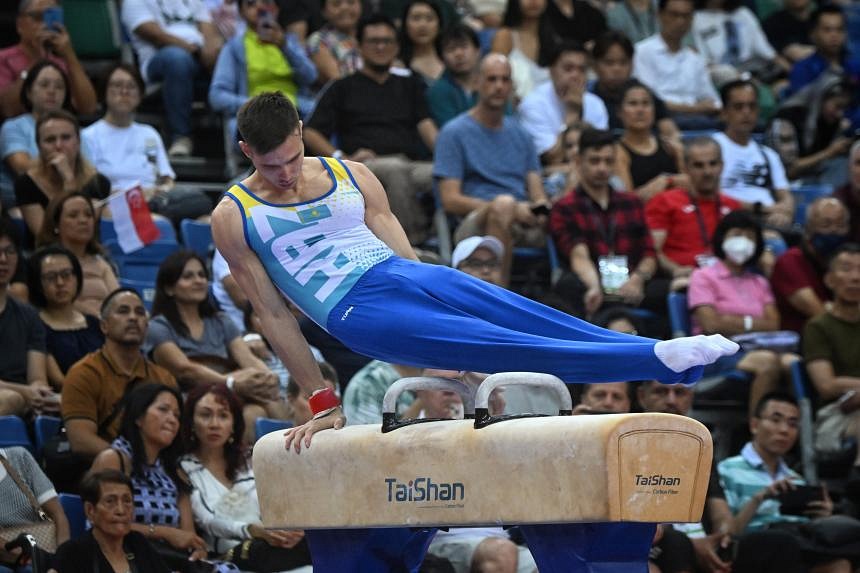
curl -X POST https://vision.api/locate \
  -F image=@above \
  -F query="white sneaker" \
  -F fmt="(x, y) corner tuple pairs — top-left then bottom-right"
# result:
(168, 136), (193, 157)
(654, 334), (740, 373)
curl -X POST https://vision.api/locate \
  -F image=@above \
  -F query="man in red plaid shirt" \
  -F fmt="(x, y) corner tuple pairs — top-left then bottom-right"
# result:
(550, 128), (663, 320)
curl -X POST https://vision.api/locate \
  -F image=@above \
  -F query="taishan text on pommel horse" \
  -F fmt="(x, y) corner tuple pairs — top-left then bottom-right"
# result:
(253, 373), (713, 572)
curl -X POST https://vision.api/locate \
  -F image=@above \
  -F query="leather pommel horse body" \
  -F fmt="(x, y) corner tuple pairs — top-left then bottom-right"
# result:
(253, 374), (713, 572)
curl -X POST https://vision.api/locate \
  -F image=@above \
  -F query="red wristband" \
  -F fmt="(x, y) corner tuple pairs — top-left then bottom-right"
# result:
(308, 387), (340, 415)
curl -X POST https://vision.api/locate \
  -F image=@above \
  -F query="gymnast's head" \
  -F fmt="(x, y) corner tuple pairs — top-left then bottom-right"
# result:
(237, 91), (304, 191)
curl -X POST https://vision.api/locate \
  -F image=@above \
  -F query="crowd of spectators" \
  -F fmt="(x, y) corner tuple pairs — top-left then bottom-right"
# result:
(1, 0), (860, 570)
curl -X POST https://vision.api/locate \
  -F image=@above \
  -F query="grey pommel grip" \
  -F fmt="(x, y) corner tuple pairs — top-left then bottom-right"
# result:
(475, 372), (572, 413)
(382, 376), (476, 417)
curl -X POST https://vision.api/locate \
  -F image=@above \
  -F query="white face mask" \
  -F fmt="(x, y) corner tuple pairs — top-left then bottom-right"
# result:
(722, 235), (756, 265)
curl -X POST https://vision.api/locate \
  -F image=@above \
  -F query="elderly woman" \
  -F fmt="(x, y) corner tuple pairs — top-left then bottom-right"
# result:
(37, 192), (119, 317)
(49, 470), (170, 573)
(27, 245), (104, 388)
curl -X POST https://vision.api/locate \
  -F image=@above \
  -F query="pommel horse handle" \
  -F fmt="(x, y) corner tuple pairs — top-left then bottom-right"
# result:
(474, 372), (572, 428)
(381, 376), (475, 433)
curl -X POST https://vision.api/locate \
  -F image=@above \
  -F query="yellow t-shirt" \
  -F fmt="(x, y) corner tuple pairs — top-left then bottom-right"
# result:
(244, 30), (297, 102)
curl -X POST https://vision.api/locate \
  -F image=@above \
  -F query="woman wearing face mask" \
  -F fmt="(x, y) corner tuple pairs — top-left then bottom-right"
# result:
(688, 211), (798, 415)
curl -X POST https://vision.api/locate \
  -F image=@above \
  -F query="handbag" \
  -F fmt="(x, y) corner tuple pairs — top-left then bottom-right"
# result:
(0, 454), (57, 552)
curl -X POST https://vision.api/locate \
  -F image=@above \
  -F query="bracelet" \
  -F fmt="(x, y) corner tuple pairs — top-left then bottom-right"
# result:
(312, 406), (339, 420)
(308, 387), (340, 415)
(225, 375), (235, 391)
(743, 315), (753, 332)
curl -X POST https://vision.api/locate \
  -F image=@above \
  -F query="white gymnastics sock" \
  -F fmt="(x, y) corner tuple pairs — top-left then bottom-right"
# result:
(653, 335), (740, 373)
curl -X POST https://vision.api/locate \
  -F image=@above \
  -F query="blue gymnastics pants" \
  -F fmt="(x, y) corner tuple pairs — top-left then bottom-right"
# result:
(326, 257), (700, 385)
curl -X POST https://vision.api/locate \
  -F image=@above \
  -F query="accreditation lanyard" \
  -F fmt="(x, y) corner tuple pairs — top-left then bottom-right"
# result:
(689, 193), (722, 251)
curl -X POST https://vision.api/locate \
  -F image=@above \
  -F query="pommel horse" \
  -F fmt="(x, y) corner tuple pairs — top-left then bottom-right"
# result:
(253, 373), (713, 572)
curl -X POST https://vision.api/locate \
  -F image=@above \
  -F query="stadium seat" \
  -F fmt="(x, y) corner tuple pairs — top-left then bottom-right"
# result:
(667, 291), (691, 338)
(119, 277), (157, 311)
(255, 418), (294, 443)
(33, 415), (62, 458)
(105, 239), (180, 285)
(59, 493), (86, 540)
(180, 219), (213, 259)
(792, 184), (833, 226)
(0, 416), (34, 453)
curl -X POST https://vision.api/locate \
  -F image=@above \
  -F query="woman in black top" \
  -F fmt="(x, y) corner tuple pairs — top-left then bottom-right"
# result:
(615, 80), (687, 202)
(50, 470), (170, 573)
(14, 109), (110, 236)
(27, 245), (104, 387)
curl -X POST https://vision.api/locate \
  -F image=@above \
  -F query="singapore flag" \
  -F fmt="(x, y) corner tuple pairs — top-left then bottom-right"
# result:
(106, 184), (160, 253)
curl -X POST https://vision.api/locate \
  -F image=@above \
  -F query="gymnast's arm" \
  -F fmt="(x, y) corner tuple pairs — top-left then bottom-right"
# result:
(345, 160), (419, 261)
(211, 198), (345, 449)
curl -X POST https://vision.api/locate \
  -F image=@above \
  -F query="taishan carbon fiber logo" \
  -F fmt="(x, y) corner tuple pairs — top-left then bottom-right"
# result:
(385, 477), (465, 504)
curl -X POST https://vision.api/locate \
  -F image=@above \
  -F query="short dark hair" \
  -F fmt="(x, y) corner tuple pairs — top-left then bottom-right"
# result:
(237, 92), (301, 154)
(399, 0), (444, 65)
(439, 22), (479, 51)
(827, 242), (860, 270)
(0, 217), (21, 254)
(712, 210), (765, 265)
(37, 191), (103, 255)
(357, 12), (398, 43)
(753, 391), (798, 418)
(100, 287), (144, 319)
(592, 30), (634, 61)
(27, 245), (84, 309)
(719, 78), (756, 108)
(592, 307), (641, 333)
(21, 60), (71, 113)
(578, 128), (616, 156)
(79, 469), (133, 506)
(547, 39), (588, 68)
(100, 63), (145, 104)
(810, 4), (844, 29)
(287, 362), (339, 399)
(683, 136), (722, 164)
(658, 0), (694, 12)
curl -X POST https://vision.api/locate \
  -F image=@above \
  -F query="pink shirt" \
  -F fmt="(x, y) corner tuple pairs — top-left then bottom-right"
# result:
(0, 45), (67, 95)
(687, 259), (774, 334)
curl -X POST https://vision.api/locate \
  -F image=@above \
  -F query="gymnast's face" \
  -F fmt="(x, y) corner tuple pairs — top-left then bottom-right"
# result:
(242, 125), (305, 193)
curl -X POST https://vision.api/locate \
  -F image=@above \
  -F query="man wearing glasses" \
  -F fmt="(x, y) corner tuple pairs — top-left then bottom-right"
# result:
(303, 13), (438, 246)
(0, 0), (97, 119)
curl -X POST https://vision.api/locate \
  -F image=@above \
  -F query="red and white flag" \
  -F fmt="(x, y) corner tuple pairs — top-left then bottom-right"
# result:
(107, 185), (160, 253)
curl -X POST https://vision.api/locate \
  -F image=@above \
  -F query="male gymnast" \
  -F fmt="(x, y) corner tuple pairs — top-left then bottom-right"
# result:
(211, 92), (738, 451)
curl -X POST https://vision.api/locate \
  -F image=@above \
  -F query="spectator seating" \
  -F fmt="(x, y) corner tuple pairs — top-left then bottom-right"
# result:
(33, 415), (62, 459)
(792, 184), (834, 226)
(59, 493), (86, 540)
(180, 219), (213, 259)
(255, 418), (294, 443)
(0, 416), (33, 453)
(119, 277), (156, 311)
(63, 0), (132, 79)
(667, 292), (751, 460)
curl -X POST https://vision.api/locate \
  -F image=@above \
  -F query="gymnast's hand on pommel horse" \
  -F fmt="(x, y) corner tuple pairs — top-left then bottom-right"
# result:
(253, 373), (717, 573)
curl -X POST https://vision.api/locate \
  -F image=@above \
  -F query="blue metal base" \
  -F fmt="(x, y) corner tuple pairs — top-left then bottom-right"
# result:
(520, 522), (656, 573)
(306, 527), (438, 572)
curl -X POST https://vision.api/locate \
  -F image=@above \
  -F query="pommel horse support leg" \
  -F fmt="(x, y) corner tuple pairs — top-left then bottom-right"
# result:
(254, 374), (713, 572)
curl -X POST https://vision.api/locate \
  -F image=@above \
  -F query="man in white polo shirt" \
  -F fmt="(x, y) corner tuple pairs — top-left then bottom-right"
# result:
(633, 0), (721, 129)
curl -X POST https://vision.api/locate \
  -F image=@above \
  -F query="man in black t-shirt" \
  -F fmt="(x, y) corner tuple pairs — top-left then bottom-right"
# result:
(763, 0), (816, 65)
(0, 218), (57, 416)
(303, 13), (438, 245)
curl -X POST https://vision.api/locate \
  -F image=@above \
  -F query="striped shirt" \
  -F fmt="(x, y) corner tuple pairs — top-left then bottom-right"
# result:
(717, 442), (807, 532)
(342, 360), (415, 426)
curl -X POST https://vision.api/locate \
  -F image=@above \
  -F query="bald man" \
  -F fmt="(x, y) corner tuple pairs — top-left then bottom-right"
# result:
(434, 54), (550, 285)
(771, 197), (851, 332)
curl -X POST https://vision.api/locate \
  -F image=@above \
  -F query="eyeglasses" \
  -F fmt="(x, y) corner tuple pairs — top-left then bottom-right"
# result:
(461, 259), (500, 271)
(107, 81), (139, 93)
(0, 246), (18, 258)
(41, 268), (75, 283)
(759, 414), (799, 429)
(363, 37), (396, 46)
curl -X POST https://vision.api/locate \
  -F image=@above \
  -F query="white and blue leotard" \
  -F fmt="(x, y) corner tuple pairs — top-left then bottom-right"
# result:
(225, 157), (700, 385)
